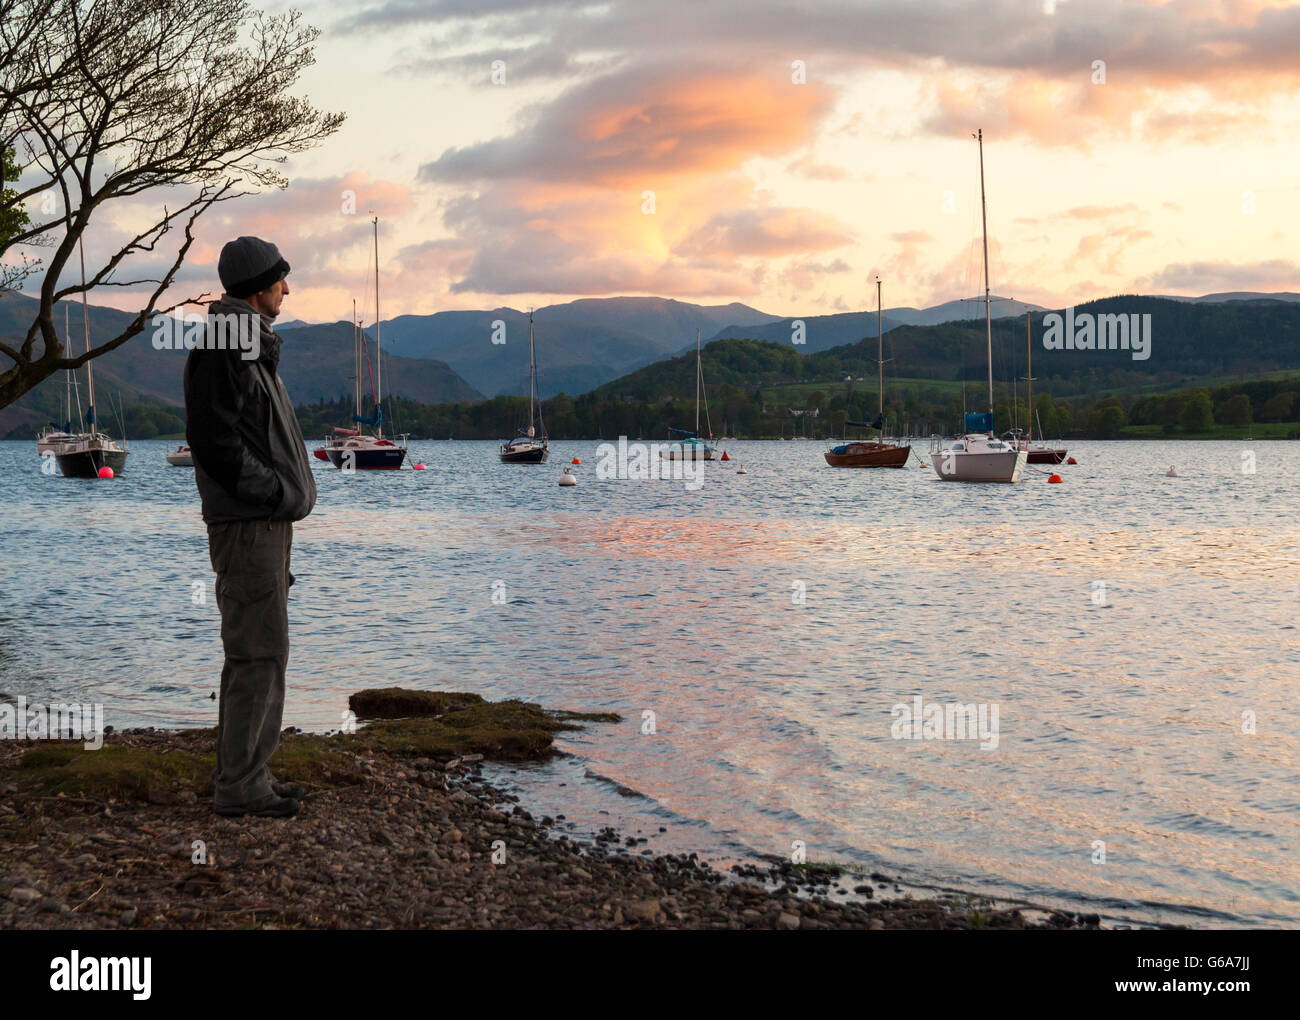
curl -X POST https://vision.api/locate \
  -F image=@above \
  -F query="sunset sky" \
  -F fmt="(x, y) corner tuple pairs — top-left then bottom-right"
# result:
(79, 0), (1300, 322)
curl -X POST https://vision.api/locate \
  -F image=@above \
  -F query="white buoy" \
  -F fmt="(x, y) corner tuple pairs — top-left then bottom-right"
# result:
(1166, 466), (1178, 477)
(736, 463), (747, 475)
(558, 466), (577, 486)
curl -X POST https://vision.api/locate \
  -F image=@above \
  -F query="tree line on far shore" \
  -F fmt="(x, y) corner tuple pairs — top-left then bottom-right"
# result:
(283, 373), (1300, 442)
(8, 369), (1298, 443)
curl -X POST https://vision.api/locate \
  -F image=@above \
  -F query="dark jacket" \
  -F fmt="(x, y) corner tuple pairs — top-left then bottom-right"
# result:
(184, 295), (317, 524)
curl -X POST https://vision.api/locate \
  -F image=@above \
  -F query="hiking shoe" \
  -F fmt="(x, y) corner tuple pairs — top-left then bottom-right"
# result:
(271, 780), (305, 800)
(215, 795), (300, 818)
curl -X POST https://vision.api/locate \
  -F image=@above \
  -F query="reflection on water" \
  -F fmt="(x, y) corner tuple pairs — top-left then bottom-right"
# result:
(1, 438), (1297, 927)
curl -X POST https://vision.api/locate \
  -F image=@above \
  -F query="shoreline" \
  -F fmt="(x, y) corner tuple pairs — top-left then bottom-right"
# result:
(0, 694), (1173, 930)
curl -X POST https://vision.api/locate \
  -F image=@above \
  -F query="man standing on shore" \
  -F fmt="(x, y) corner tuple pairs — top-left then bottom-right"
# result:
(184, 237), (317, 818)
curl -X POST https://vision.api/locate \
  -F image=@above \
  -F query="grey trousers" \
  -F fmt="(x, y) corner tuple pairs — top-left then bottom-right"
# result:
(207, 519), (294, 808)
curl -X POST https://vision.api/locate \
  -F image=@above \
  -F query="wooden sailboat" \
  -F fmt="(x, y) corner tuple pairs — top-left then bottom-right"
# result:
(661, 328), (716, 460)
(932, 129), (1026, 484)
(825, 277), (910, 468)
(499, 310), (548, 463)
(55, 243), (129, 477)
(325, 217), (407, 470)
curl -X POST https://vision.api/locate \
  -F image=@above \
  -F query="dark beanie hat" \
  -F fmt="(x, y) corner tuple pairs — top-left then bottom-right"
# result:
(218, 236), (290, 299)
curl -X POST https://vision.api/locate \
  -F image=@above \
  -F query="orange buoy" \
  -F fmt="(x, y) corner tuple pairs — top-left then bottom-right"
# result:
(97, 466), (114, 479)
(571, 457), (580, 464)
(720, 451), (730, 461)
(1066, 457), (1077, 465)
(1048, 473), (1063, 483)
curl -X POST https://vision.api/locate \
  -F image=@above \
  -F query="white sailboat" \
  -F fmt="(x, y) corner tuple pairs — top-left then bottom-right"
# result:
(661, 328), (716, 460)
(933, 129), (1026, 484)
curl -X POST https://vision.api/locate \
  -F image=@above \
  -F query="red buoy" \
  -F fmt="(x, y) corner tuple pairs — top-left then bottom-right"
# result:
(571, 457), (581, 465)
(1066, 457), (1078, 465)
(720, 451), (730, 461)
(412, 463), (426, 471)
(1048, 474), (1063, 483)
(97, 466), (114, 479)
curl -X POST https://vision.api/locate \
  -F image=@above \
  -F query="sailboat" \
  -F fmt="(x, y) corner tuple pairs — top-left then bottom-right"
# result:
(932, 130), (1026, 484)
(325, 217), (407, 470)
(1014, 311), (1068, 464)
(661, 328), (716, 460)
(55, 245), (129, 477)
(499, 310), (548, 463)
(37, 317), (79, 456)
(825, 277), (910, 468)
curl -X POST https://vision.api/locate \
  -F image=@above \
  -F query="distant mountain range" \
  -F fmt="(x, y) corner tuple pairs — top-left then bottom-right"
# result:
(4, 289), (1298, 437)
(328, 297), (782, 398)
(695, 297), (1043, 354)
(1156, 292), (1300, 304)
(0, 294), (480, 437)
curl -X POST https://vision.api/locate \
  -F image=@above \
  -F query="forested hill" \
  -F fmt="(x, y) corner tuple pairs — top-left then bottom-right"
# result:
(594, 296), (1300, 402)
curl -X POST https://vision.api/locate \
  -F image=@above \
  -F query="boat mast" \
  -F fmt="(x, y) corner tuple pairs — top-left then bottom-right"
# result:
(876, 276), (884, 433)
(67, 304), (83, 431)
(695, 327), (702, 436)
(373, 215), (382, 437)
(78, 238), (94, 434)
(63, 313), (71, 429)
(977, 128), (993, 431)
(1025, 311), (1033, 442)
(528, 309), (537, 437)
(353, 298), (360, 419)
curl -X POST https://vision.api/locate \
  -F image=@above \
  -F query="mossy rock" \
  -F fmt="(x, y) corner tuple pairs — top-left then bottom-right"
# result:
(267, 736), (362, 786)
(340, 717), (554, 761)
(348, 689), (485, 719)
(5, 691), (621, 801)
(340, 697), (585, 761)
(17, 743), (213, 800)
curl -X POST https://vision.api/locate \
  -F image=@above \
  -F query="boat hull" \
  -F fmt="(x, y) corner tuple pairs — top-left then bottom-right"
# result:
(56, 448), (128, 477)
(325, 446), (406, 470)
(933, 449), (1026, 483)
(659, 445), (714, 460)
(165, 452), (194, 467)
(500, 445), (549, 464)
(824, 442), (910, 468)
(1026, 447), (1067, 464)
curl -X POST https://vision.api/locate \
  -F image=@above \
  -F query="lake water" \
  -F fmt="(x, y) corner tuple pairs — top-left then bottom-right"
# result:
(1, 437), (1297, 928)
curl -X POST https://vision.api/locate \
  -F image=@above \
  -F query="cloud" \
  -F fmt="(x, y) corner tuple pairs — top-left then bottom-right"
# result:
(786, 153), (851, 180)
(412, 62), (846, 296)
(1134, 258), (1300, 293)
(420, 62), (833, 186)
(347, 1), (1300, 147)
(676, 207), (853, 258)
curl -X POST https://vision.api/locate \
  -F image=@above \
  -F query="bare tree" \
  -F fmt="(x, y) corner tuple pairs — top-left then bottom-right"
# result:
(0, 0), (343, 409)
